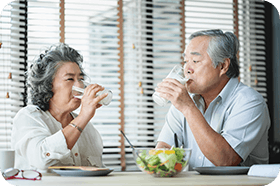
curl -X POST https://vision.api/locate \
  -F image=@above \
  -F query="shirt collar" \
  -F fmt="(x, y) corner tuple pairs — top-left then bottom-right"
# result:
(190, 93), (205, 111)
(190, 78), (239, 106)
(218, 78), (239, 103)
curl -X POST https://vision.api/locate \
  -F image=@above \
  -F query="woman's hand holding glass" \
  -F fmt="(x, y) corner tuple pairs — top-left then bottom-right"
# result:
(72, 80), (113, 120)
(72, 80), (112, 106)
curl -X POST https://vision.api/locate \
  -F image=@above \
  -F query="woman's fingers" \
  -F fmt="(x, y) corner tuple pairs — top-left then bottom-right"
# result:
(85, 84), (104, 97)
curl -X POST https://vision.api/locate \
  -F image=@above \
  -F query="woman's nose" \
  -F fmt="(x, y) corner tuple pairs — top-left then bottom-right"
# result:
(74, 80), (84, 88)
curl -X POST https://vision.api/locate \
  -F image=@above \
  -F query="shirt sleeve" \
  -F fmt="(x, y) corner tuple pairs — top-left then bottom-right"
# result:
(12, 106), (73, 170)
(157, 105), (185, 147)
(221, 93), (270, 162)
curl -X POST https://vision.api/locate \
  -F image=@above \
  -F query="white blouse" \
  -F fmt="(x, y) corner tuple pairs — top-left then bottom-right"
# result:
(11, 105), (104, 171)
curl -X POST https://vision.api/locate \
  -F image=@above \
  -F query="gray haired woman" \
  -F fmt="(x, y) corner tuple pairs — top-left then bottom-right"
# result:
(12, 43), (107, 171)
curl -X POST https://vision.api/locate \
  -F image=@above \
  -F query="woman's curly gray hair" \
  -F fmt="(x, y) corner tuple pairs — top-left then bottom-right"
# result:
(27, 43), (85, 111)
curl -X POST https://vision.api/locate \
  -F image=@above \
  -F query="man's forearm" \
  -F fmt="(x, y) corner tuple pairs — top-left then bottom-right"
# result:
(183, 105), (242, 166)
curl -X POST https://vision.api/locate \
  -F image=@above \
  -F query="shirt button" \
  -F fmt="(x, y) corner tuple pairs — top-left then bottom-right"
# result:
(75, 153), (79, 157)
(46, 153), (50, 157)
(198, 156), (202, 160)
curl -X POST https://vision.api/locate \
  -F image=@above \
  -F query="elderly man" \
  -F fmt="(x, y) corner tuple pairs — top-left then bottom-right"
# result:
(156, 29), (270, 170)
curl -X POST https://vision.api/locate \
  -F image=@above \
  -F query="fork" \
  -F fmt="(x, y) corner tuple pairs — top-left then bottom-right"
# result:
(120, 130), (149, 169)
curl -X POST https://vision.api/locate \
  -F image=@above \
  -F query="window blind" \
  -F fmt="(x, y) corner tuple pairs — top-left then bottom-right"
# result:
(122, 0), (183, 171)
(185, 0), (234, 37)
(0, 0), (26, 149)
(26, 0), (61, 105)
(0, 0), (268, 171)
(63, 0), (183, 171)
(184, 0), (267, 100)
(26, 0), (61, 84)
(63, 0), (122, 171)
(237, 0), (267, 100)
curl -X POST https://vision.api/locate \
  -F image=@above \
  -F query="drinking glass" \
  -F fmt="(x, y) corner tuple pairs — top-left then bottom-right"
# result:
(152, 65), (189, 107)
(0, 149), (14, 171)
(72, 80), (113, 106)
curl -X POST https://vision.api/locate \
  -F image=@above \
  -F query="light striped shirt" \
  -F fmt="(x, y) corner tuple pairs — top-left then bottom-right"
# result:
(157, 78), (270, 170)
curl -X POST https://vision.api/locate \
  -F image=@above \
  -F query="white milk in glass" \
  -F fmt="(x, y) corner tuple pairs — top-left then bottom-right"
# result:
(72, 85), (113, 106)
(153, 65), (189, 107)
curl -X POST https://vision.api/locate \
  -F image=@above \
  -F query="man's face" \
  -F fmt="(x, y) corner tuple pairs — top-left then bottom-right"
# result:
(183, 36), (223, 96)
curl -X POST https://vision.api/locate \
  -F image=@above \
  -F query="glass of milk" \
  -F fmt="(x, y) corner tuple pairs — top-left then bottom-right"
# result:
(152, 65), (189, 107)
(72, 80), (113, 106)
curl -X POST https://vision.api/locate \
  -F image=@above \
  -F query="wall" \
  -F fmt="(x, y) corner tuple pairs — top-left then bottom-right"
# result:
(266, 2), (280, 163)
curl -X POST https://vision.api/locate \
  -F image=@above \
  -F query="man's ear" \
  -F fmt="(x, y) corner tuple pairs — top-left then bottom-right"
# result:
(220, 58), (230, 75)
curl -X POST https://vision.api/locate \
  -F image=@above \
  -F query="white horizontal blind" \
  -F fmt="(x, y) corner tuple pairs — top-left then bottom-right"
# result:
(237, 0), (267, 100)
(0, 1), (26, 149)
(26, 0), (60, 101)
(122, 0), (183, 171)
(184, 0), (267, 100)
(65, 0), (183, 171)
(185, 0), (234, 42)
(1, 0), (268, 171)
(64, 0), (122, 171)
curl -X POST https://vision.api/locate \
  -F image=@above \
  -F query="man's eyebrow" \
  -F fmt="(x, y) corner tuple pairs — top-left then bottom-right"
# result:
(190, 52), (202, 56)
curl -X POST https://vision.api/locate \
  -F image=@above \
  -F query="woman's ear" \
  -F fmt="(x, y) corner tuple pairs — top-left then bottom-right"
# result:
(220, 58), (230, 75)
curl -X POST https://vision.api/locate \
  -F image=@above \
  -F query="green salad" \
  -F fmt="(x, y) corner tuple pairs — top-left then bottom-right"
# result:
(135, 147), (188, 177)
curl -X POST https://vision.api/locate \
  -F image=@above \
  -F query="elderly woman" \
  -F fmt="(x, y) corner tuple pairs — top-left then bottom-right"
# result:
(11, 43), (107, 171)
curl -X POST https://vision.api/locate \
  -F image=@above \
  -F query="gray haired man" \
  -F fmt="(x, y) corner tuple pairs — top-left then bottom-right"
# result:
(156, 29), (270, 170)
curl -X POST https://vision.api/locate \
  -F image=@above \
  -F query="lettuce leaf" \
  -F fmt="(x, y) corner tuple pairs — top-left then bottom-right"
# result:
(146, 155), (160, 166)
(158, 153), (177, 169)
(173, 147), (185, 163)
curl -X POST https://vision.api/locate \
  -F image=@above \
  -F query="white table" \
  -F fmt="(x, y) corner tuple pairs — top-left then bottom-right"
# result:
(7, 171), (276, 186)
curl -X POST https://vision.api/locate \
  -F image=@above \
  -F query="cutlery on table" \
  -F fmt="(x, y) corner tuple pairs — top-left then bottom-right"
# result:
(174, 133), (179, 148)
(120, 130), (149, 169)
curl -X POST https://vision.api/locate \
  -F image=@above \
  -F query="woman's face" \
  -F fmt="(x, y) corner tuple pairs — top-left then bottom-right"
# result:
(50, 62), (84, 112)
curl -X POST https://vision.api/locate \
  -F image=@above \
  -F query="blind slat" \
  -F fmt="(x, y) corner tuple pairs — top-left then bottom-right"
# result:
(0, 0), (26, 149)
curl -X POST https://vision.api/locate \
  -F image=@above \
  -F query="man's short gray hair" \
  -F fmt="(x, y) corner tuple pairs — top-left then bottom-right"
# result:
(188, 29), (240, 78)
(27, 43), (85, 111)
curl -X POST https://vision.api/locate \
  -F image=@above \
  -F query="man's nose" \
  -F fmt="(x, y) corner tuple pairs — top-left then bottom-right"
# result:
(187, 69), (194, 74)
(183, 63), (194, 74)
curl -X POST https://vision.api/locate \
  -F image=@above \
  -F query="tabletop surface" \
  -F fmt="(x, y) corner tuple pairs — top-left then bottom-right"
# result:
(6, 171), (276, 186)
